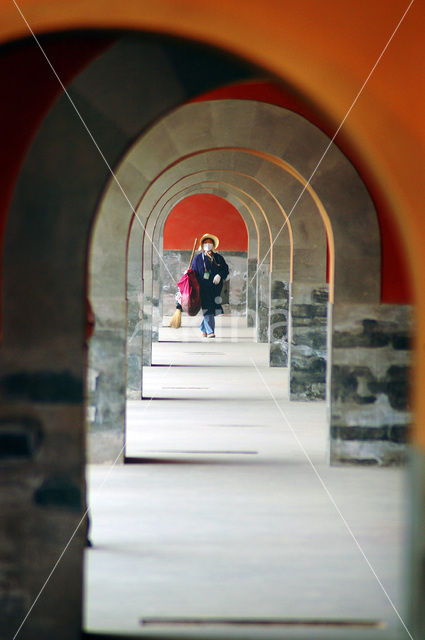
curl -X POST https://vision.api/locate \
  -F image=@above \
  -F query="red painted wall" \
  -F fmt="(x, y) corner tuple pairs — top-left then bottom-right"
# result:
(163, 194), (248, 251)
(190, 81), (411, 304)
(0, 34), (114, 240)
(0, 34), (114, 329)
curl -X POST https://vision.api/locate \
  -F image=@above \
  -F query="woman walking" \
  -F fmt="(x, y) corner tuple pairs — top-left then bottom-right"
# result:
(191, 233), (229, 338)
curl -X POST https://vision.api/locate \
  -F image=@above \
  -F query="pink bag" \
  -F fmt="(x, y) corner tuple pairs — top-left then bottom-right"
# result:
(177, 269), (201, 316)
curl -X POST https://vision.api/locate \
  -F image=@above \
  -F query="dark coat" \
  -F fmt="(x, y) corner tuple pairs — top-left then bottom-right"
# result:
(192, 251), (229, 316)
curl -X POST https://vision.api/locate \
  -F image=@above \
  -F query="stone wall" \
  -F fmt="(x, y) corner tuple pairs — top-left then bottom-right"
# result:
(247, 258), (257, 328)
(330, 303), (412, 465)
(86, 299), (127, 462)
(289, 283), (328, 400)
(256, 264), (271, 343)
(151, 260), (162, 343)
(126, 225), (143, 400)
(127, 296), (143, 399)
(269, 278), (289, 367)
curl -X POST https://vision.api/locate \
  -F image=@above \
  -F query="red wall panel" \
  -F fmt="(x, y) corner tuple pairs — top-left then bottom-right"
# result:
(0, 34), (114, 249)
(163, 193), (248, 251)
(0, 35), (115, 332)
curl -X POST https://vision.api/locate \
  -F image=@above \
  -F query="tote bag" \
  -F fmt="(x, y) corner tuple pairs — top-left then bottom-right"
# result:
(177, 268), (201, 316)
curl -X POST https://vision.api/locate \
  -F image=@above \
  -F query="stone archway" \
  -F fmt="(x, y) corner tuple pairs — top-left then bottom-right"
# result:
(126, 187), (260, 399)
(0, 14), (420, 636)
(137, 147), (327, 391)
(94, 100), (385, 464)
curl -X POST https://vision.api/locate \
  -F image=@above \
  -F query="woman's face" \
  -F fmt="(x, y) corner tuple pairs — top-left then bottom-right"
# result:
(202, 238), (214, 251)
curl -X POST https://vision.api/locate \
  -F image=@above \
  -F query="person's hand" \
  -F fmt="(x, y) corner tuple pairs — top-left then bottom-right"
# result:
(213, 274), (221, 285)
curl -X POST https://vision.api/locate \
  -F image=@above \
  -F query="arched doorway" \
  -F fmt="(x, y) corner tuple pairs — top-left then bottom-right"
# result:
(0, 6), (420, 640)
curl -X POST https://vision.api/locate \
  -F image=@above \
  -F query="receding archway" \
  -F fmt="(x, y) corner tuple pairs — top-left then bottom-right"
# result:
(0, 17), (418, 636)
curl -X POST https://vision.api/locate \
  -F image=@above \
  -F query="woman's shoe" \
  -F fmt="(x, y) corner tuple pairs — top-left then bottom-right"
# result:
(202, 332), (207, 337)
(207, 333), (215, 338)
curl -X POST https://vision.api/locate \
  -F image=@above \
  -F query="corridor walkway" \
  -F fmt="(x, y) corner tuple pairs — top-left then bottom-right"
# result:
(84, 317), (407, 639)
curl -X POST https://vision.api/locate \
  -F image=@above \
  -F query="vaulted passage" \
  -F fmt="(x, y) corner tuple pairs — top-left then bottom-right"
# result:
(0, 6), (423, 640)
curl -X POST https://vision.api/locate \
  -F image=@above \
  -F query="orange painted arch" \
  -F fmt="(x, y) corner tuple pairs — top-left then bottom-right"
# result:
(0, 1), (423, 447)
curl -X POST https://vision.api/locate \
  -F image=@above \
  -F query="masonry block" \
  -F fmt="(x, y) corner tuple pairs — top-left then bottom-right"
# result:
(270, 279), (289, 367)
(256, 265), (270, 343)
(151, 261), (161, 342)
(87, 322), (126, 463)
(0, 371), (83, 404)
(34, 474), (82, 510)
(247, 259), (257, 328)
(289, 283), (328, 400)
(330, 303), (412, 466)
(127, 295), (143, 400)
(0, 417), (43, 460)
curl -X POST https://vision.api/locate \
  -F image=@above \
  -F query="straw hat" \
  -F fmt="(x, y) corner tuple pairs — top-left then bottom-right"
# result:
(199, 233), (219, 250)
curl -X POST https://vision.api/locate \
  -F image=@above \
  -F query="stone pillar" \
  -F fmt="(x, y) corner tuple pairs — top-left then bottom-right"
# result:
(256, 264), (271, 343)
(407, 447), (425, 638)
(151, 260), (161, 343)
(127, 289), (143, 399)
(87, 298), (127, 462)
(141, 218), (159, 368)
(288, 283), (328, 400)
(160, 250), (192, 317)
(126, 225), (143, 400)
(224, 251), (248, 315)
(0, 401), (85, 639)
(247, 258), (257, 328)
(329, 303), (411, 465)
(141, 273), (153, 367)
(269, 277), (289, 367)
(158, 276), (164, 328)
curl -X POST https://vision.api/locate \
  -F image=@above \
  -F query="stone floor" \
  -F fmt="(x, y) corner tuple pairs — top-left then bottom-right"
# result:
(84, 316), (409, 639)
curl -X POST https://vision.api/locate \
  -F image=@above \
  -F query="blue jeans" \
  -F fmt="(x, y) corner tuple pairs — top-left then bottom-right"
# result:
(200, 314), (215, 334)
